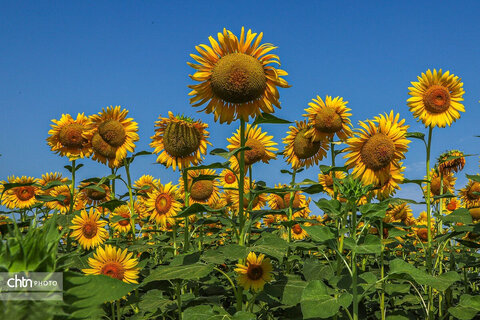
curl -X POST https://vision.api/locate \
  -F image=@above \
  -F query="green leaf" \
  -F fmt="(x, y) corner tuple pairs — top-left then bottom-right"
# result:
(359, 202), (388, 220)
(303, 259), (333, 281)
(466, 174), (480, 183)
(183, 305), (230, 320)
(406, 132), (425, 141)
(252, 112), (292, 125)
(175, 203), (224, 218)
(389, 259), (460, 291)
(303, 225), (335, 243)
(143, 263), (213, 283)
(98, 199), (126, 211)
(449, 305), (479, 320)
(314, 198), (342, 217)
(250, 232), (288, 260)
(319, 165), (348, 174)
(300, 183), (324, 194)
(301, 280), (340, 319)
(442, 208), (473, 225)
(138, 289), (175, 314)
(264, 275), (307, 306)
(344, 235), (382, 254)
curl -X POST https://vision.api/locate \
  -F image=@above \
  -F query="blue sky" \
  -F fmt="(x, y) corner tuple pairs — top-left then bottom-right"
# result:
(1, 1), (479, 215)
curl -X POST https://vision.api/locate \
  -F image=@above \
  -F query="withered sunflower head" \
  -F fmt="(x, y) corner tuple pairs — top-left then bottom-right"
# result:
(360, 133), (396, 170)
(437, 150), (465, 174)
(211, 53), (267, 104)
(190, 180), (214, 201)
(163, 120), (202, 158)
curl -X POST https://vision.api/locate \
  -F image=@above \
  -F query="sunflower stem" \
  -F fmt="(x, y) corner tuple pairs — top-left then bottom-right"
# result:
(287, 169), (297, 244)
(351, 203), (359, 320)
(111, 168), (116, 198)
(380, 220), (386, 320)
(123, 158), (137, 240)
(438, 171), (444, 317)
(213, 267), (237, 298)
(238, 119), (247, 246)
(425, 126), (434, 319)
(182, 169), (190, 251)
(66, 159), (76, 252)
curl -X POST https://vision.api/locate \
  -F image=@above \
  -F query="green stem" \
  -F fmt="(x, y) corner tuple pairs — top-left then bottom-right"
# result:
(66, 159), (76, 252)
(123, 158), (137, 240)
(173, 222), (178, 256)
(182, 169), (190, 251)
(214, 267), (238, 298)
(176, 281), (183, 320)
(380, 220), (385, 320)
(111, 168), (116, 199)
(438, 171), (444, 317)
(351, 204), (358, 320)
(425, 126), (434, 319)
(287, 169), (297, 244)
(238, 119), (247, 246)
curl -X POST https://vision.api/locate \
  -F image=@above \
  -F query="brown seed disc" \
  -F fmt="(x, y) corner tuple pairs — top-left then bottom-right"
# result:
(98, 120), (126, 147)
(314, 108), (343, 133)
(360, 133), (395, 171)
(423, 85), (451, 113)
(293, 129), (321, 160)
(59, 123), (86, 148)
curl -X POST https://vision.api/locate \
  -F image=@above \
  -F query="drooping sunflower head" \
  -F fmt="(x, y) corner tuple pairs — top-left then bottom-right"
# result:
(77, 181), (111, 207)
(70, 208), (109, 250)
(110, 205), (132, 233)
(413, 211), (436, 242)
(82, 245), (139, 283)
(227, 124), (278, 171)
(178, 169), (220, 207)
(344, 111), (410, 186)
(283, 120), (329, 169)
(235, 252), (273, 292)
(385, 202), (412, 223)
(150, 112), (210, 171)
(424, 168), (456, 199)
(1, 176), (40, 209)
(47, 113), (92, 160)
(145, 182), (182, 227)
(303, 95), (353, 142)
(407, 69), (465, 128)
(188, 27), (290, 124)
(459, 177), (480, 208)
(437, 150), (466, 175)
(133, 175), (159, 195)
(85, 106), (139, 168)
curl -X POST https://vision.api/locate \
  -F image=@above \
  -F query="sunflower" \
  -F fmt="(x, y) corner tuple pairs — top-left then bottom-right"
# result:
(145, 182), (182, 227)
(110, 205), (132, 233)
(70, 208), (108, 250)
(437, 150), (465, 175)
(150, 112), (210, 171)
(303, 95), (353, 142)
(219, 169), (238, 189)
(413, 211), (435, 242)
(290, 223), (310, 240)
(82, 245), (139, 283)
(231, 177), (267, 212)
(46, 185), (82, 214)
(283, 120), (329, 169)
(77, 182), (111, 207)
(468, 207), (480, 221)
(423, 168), (456, 199)
(384, 202), (412, 223)
(267, 184), (311, 218)
(318, 171), (347, 197)
(133, 175), (159, 195)
(371, 162), (405, 200)
(344, 111), (410, 186)
(47, 113), (92, 160)
(85, 106), (139, 168)
(227, 124), (278, 171)
(178, 169), (221, 207)
(445, 197), (462, 213)
(407, 69), (465, 128)
(1, 176), (40, 209)
(39, 172), (68, 195)
(188, 27), (290, 124)
(459, 177), (480, 208)
(235, 252), (273, 292)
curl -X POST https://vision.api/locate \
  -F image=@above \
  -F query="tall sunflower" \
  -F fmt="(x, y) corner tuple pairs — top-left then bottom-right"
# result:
(85, 106), (139, 168)
(303, 95), (353, 142)
(178, 169), (221, 207)
(459, 176), (480, 208)
(47, 113), (92, 160)
(344, 111), (410, 186)
(283, 120), (329, 169)
(235, 252), (273, 292)
(70, 208), (108, 250)
(150, 112), (210, 171)
(145, 182), (182, 227)
(188, 27), (290, 124)
(227, 124), (278, 171)
(407, 69), (465, 128)
(82, 245), (139, 283)
(1, 176), (40, 209)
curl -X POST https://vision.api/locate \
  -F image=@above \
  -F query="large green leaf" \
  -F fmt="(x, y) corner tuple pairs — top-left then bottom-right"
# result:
(250, 232), (288, 260)
(442, 208), (473, 225)
(303, 225), (335, 243)
(449, 294), (480, 319)
(252, 112), (292, 125)
(143, 263), (213, 283)
(300, 280), (340, 319)
(343, 235), (381, 254)
(264, 275), (307, 306)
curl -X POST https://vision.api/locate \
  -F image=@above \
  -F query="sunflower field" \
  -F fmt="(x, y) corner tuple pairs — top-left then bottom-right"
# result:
(1, 27), (480, 320)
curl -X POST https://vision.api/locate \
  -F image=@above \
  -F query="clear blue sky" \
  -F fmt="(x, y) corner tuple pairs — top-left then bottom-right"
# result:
(1, 1), (479, 215)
